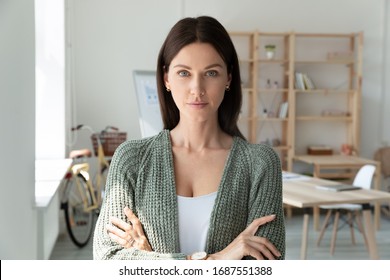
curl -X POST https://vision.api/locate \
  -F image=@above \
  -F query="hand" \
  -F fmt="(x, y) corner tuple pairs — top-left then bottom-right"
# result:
(207, 214), (281, 260)
(106, 207), (152, 251)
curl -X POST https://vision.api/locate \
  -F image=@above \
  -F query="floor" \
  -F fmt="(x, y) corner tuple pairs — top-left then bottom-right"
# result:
(49, 211), (390, 260)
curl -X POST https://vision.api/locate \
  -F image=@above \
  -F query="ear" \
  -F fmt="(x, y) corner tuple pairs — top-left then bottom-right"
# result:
(227, 73), (232, 87)
(164, 71), (170, 89)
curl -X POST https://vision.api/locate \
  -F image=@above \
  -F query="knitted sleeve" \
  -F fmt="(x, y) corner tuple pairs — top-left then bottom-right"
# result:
(246, 143), (286, 260)
(92, 138), (186, 260)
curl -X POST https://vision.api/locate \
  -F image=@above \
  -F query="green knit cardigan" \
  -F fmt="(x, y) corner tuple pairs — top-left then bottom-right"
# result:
(93, 130), (285, 260)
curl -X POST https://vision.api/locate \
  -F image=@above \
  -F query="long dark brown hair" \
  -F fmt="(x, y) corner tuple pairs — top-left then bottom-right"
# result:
(156, 16), (245, 139)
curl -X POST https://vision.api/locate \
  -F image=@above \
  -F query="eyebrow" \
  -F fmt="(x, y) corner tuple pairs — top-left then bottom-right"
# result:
(172, 63), (224, 69)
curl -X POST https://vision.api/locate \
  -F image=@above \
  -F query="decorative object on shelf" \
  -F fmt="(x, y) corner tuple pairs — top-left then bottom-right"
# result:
(265, 44), (276, 60)
(272, 138), (281, 147)
(327, 51), (353, 62)
(266, 79), (272, 88)
(321, 109), (350, 117)
(262, 138), (281, 147)
(341, 143), (354, 155)
(267, 111), (276, 118)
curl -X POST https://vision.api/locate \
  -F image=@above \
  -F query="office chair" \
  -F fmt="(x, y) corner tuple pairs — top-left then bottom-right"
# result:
(316, 164), (376, 255)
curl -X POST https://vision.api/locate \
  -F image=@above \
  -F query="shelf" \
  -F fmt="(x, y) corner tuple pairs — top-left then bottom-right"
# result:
(230, 30), (362, 172)
(273, 145), (290, 151)
(239, 58), (256, 63)
(258, 88), (289, 93)
(295, 60), (354, 65)
(259, 117), (289, 122)
(294, 89), (356, 94)
(296, 116), (353, 121)
(258, 59), (289, 64)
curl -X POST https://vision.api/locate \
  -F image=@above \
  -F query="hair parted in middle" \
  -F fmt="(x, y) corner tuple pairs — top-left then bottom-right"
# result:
(156, 16), (245, 139)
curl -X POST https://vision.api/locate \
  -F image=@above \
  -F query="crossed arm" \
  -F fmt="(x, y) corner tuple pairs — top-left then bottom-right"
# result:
(106, 207), (281, 260)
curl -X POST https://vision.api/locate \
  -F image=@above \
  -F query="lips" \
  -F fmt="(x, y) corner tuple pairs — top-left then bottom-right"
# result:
(187, 102), (208, 108)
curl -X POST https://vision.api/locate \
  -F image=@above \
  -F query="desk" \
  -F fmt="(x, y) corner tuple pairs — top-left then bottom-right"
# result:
(293, 155), (382, 230)
(283, 173), (390, 260)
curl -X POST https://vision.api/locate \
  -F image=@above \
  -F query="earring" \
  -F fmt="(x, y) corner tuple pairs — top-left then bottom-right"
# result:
(166, 87), (171, 92)
(225, 85), (230, 91)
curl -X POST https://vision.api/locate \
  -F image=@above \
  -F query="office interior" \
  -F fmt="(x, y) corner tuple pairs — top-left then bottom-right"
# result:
(1, 0), (390, 260)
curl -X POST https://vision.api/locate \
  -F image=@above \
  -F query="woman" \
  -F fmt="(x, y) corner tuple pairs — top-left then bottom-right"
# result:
(93, 16), (285, 260)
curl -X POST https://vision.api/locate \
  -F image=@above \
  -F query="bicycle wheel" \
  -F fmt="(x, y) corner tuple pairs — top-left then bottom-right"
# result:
(62, 174), (94, 248)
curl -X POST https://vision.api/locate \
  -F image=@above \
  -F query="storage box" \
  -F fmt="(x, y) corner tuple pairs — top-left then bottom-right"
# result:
(307, 146), (333, 155)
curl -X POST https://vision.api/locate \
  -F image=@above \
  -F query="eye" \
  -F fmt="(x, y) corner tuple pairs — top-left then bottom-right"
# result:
(178, 70), (190, 77)
(206, 70), (218, 77)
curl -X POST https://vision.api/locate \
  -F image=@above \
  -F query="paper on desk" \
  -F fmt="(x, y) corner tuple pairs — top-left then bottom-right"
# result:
(282, 172), (310, 181)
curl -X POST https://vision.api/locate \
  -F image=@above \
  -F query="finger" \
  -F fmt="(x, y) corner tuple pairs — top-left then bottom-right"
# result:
(247, 239), (275, 260)
(106, 223), (129, 241)
(250, 236), (281, 258)
(106, 221), (138, 245)
(124, 207), (141, 227)
(124, 207), (145, 238)
(246, 247), (266, 260)
(108, 232), (128, 247)
(110, 216), (132, 232)
(124, 207), (137, 220)
(244, 214), (276, 235)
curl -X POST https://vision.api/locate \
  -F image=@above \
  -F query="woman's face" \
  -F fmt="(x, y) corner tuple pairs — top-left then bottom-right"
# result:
(164, 42), (231, 123)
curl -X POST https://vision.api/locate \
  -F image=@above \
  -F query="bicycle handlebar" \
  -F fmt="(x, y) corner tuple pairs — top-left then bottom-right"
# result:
(101, 126), (118, 133)
(71, 125), (119, 134)
(71, 124), (84, 131)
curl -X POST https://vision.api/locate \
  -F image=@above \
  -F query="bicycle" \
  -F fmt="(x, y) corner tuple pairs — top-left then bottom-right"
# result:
(60, 125), (127, 247)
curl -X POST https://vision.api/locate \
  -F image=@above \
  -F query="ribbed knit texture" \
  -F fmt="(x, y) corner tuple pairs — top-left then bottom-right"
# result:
(93, 129), (285, 260)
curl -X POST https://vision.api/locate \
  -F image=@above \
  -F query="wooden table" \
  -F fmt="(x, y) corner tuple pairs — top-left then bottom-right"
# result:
(282, 172), (390, 260)
(293, 155), (382, 230)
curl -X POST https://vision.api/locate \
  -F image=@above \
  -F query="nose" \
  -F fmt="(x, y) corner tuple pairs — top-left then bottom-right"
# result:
(190, 75), (205, 97)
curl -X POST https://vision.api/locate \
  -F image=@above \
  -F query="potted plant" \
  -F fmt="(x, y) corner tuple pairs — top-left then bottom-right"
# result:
(265, 44), (276, 59)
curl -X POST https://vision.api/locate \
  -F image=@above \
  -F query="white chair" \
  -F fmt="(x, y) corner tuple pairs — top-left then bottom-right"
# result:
(316, 164), (376, 255)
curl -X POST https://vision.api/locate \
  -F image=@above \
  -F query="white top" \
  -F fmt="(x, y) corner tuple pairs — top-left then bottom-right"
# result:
(177, 192), (217, 255)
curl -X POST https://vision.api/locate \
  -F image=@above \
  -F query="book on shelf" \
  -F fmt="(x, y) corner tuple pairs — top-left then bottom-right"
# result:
(315, 184), (362, 192)
(295, 72), (305, 89)
(278, 102), (288, 118)
(295, 72), (316, 90)
(302, 73), (315, 89)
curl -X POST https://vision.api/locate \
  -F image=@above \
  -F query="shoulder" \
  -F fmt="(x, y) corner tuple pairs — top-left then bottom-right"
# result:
(111, 130), (169, 166)
(234, 138), (280, 165)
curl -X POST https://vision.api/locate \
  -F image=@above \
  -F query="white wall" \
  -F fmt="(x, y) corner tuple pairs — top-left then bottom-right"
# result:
(65, 0), (182, 151)
(68, 0), (390, 159)
(0, 0), (37, 259)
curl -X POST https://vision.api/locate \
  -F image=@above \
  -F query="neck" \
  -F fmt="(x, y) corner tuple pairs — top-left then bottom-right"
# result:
(170, 119), (231, 151)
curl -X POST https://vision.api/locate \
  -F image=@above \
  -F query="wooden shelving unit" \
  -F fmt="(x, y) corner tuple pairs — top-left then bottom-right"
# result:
(230, 31), (363, 171)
